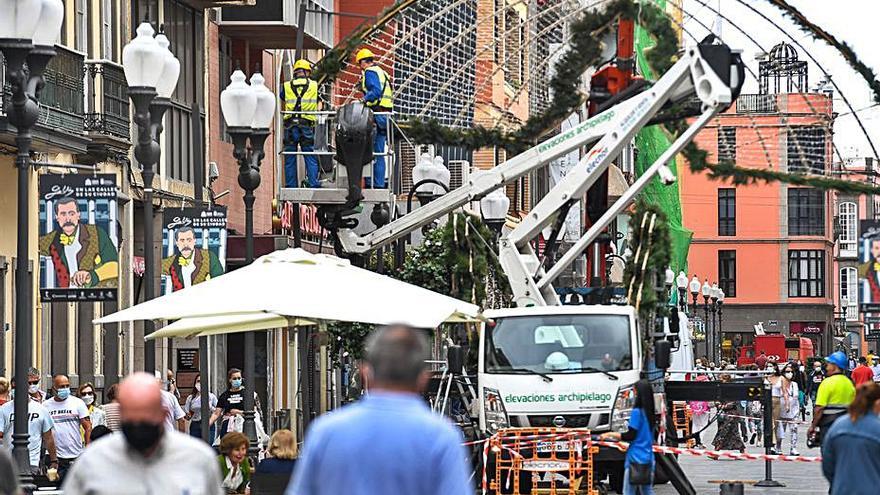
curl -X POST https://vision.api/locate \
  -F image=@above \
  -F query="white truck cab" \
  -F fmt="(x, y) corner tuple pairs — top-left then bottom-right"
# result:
(478, 305), (641, 435)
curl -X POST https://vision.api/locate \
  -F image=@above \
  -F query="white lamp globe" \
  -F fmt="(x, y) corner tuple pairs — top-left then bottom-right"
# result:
(433, 156), (450, 195)
(0, 0), (42, 40)
(220, 70), (257, 128)
(676, 271), (689, 290)
(701, 280), (711, 297)
(412, 155), (434, 195)
(32, 0), (64, 46)
(122, 23), (165, 89)
(249, 72), (276, 129)
(689, 275), (701, 295)
(480, 189), (509, 223)
(154, 32), (180, 98)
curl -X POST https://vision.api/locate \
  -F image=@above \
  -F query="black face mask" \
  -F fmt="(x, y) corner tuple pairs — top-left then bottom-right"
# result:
(121, 421), (163, 454)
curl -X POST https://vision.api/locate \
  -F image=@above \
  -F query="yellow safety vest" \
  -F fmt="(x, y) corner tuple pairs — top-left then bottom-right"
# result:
(361, 66), (393, 110)
(283, 78), (318, 123)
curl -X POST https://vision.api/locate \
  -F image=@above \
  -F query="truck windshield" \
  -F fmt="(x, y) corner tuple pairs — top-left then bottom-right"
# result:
(485, 314), (633, 374)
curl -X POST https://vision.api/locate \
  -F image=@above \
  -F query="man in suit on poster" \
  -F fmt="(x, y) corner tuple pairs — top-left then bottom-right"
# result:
(162, 226), (224, 291)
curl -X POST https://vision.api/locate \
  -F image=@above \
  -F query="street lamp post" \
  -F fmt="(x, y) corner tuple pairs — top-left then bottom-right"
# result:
(220, 68), (276, 458)
(710, 283), (719, 362)
(0, 0), (64, 482)
(480, 188), (510, 238)
(716, 287), (725, 360)
(701, 279), (711, 362)
(675, 271), (689, 314)
(122, 22), (180, 371)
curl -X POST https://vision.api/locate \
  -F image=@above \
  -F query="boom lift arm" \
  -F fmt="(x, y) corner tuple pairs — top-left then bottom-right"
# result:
(333, 40), (744, 306)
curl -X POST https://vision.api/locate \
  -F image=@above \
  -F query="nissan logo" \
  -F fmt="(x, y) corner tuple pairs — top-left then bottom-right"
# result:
(552, 415), (566, 427)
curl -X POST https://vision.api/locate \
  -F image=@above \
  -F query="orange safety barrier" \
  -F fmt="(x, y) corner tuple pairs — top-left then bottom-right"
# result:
(485, 428), (599, 495)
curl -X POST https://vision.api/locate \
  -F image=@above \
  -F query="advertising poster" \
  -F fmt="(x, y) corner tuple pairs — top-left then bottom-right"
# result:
(38, 174), (119, 301)
(161, 207), (227, 294)
(859, 220), (880, 311)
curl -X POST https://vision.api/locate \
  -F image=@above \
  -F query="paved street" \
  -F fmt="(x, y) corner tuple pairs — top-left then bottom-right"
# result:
(655, 419), (828, 495)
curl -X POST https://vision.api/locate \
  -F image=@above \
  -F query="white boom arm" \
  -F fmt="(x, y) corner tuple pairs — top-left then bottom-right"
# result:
(336, 43), (743, 307)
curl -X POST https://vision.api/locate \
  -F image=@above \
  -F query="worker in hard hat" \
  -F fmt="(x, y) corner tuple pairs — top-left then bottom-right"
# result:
(281, 59), (321, 188)
(356, 48), (392, 189)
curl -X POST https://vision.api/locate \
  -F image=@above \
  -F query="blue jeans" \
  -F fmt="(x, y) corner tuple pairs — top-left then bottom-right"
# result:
(623, 466), (655, 495)
(284, 124), (320, 188)
(188, 420), (215, 444)
(365, 114), (387, 189)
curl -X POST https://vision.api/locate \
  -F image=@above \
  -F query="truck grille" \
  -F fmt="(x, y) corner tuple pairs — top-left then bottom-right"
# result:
(523, 413), (610, 429)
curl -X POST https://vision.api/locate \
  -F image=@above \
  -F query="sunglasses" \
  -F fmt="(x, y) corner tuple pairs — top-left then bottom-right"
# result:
(28, 381), (40, 385)
(81, 392), (94, 396)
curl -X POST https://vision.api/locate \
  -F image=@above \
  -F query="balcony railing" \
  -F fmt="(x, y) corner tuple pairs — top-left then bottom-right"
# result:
(85, 60), (130, 141)
(735, 94), (778, 114)
(1, 45), (85, 137)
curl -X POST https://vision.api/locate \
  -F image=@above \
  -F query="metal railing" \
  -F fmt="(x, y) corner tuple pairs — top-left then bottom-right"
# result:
(1, 45), (85, 136)
(735, 94), (778, 114)
(84, 59), (130, 140)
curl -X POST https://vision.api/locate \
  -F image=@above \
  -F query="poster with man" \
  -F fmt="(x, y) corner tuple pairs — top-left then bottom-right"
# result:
(161, 207), (227, 294)
(859, 220), (880, 311)
(38, 174), (119, 301)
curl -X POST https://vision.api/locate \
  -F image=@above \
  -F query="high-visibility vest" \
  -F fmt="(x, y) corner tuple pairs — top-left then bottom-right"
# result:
(283, 78), (318, 123)
(361, 66), (393, 110)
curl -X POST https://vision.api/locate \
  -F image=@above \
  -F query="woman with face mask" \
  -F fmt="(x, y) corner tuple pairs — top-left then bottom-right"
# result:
(772, 364), (801, 455)
(766, 362), (782, 445)
(209, 368), (263, 443)
(185, 375), (218, 442)
(77, 383), (107, 434)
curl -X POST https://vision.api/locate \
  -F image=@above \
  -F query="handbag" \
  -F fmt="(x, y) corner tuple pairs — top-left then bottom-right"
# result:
(629, 461), (652, 485)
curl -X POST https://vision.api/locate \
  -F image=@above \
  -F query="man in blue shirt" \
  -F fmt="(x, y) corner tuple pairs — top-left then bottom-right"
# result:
(286, 325), (471, 495)
(356, 47), (393, 189)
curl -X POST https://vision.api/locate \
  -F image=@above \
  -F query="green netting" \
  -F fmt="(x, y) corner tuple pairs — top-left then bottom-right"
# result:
(633, 0), (692, 274)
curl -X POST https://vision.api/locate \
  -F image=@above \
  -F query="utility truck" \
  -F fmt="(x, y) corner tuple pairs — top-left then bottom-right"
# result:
(285, 34), (744, 493)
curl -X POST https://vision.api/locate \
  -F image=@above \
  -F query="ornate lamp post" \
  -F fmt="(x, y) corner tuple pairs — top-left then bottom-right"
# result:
(0, 0), (64, 482)
(716, 287), (725, 360)
(701, 279), (711, 362)
(220, 68), (275, 457)
(122, 22), (180, 371)
(709, 283), (720, 362)
(675, 271), (689, 314)
(480, 188), (510, 238)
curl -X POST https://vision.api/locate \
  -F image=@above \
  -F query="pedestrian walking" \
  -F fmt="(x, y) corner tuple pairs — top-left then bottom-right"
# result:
(871, 357), (880, 382)
(808, 351), (856, 446)
(77, 382), (106, 429)
(218, 432), (251, 494)
(43, 373), (91, 482)
(852, 356), (873, 386)
(821, 382), (880, 494)
(185, 374), (218, 441)
(600, 380), (657, 495)
(712, 374), (746, 453)
(0, 378), (9, 407)
(61, 372), (223, 495)
(771, 363), (800, 455)
(287, 325), (472, 495)
(806, 360), (824, 408)
(257, 429), (297, 474)
(211, 368), (246, 439)
(165, 369), (180, 400)
(281, 59), (321, 188)
(688, 374), (710, 449)
(0, 386), (58, 476)
(102, 383), (121, 431)
(356, 47), (393, 189)
(156, 373), (186, 432)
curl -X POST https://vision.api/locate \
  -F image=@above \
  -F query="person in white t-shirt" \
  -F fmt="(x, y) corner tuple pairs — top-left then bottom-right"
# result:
(0, 387), (58, 474)
(43, 374), (91, 483)
(156, 373), (185, 433)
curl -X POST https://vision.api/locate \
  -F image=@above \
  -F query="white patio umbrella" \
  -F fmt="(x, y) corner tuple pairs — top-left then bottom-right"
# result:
(95, 248), (482, 338)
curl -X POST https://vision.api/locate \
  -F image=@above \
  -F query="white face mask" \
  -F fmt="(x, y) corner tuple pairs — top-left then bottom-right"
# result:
(28, 383), (40, 394)
(195, 382), (201, 392)
(784, 372), (793, 380)
(82, 394), (94, 406)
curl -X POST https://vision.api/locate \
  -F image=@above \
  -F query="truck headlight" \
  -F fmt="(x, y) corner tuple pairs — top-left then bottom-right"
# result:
(611, 385), (636, 432)
(483, 387), (509, 434)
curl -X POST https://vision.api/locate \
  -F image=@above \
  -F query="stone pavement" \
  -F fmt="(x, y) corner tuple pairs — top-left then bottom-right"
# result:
(654, 416), (828, 495)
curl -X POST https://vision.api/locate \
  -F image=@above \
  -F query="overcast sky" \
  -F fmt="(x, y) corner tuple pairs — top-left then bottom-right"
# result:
(681, 0), (880, 160)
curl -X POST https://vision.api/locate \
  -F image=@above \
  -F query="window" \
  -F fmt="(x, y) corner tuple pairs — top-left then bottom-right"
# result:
(840, 267), (858, 320)
(838, 201), (857, 254)
(75, 0), (89, 53)
(718, 250), (736, 297)
(218, 35), (234, 143)
(788, 250), (825, 298)
(788, 188), (825, 236)
(717, 126), (736, 162)
(718, 188), (736, 236)
(101, 0), (115, 61)
(788, 126), (827, 174)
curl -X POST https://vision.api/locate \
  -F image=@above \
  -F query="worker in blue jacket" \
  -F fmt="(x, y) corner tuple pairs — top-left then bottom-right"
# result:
(356, 48), (393, 189)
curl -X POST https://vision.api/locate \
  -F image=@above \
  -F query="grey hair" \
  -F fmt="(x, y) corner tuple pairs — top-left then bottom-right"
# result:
(27, 367), (40, 378)
(53, 197), (78, 214)
(364, 325), (430, 386)
(175, 225), (195, 241)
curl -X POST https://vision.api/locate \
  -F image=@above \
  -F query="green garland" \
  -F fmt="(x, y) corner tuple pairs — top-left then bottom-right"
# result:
(623, 201), (671, 321)
(327, 321), (373, 363)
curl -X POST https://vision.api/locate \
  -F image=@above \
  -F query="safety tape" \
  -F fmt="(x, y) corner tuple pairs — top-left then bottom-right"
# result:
(716, 412), (809, 425)
(594, 440), (822, 463)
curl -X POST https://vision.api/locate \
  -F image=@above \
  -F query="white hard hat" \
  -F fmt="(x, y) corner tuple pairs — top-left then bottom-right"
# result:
(545, 351), (570, 371)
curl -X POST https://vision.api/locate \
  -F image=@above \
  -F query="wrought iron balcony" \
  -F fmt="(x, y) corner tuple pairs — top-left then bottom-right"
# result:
(85, 60), (131, 143)
(735, 94), (778, 114)
(1, 45), (90, 153)
(218, 0), (333, 49)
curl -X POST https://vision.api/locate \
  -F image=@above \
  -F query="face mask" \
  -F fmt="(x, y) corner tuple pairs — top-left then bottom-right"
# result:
(230, 378), (242, 389)
(56, 387), (70, 400)
(28, 384), (40, 394)
(121, 421), (163, 454)
(82, 394), (94, 406)
(784, 372), (793, 380)
(799, 365), (805, 372)
(195, 382), (201, 392)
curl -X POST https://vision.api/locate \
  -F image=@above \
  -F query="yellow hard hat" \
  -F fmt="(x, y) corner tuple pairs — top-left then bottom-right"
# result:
(293, 59), (312, 72)
(355, 48), (375, 63)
